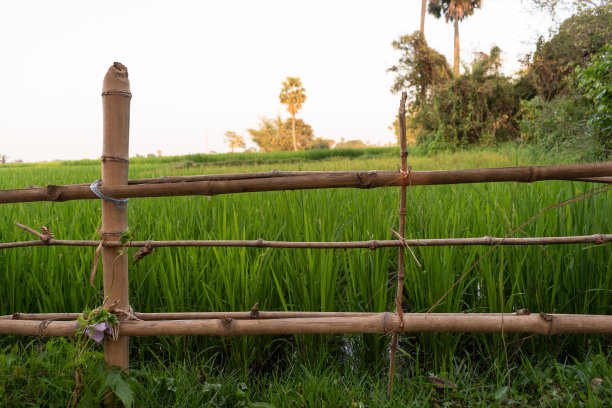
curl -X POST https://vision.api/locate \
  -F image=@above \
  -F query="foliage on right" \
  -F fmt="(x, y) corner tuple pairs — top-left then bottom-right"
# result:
(389, 2), (611, 157)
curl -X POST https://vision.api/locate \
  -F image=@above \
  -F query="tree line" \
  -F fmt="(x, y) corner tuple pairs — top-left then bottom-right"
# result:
(389, 0), (610, 158)
(224, 0), (610, 158)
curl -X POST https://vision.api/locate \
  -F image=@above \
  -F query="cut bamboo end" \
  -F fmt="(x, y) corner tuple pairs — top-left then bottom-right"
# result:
(102, 62), (131, 97)
(2, 313), (611, 337)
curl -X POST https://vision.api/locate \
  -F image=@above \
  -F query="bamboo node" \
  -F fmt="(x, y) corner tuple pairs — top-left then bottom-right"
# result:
(539, 312), (554, 335)
(101, 155), (130, 163)
(356, 172), (376, 188)
(369, 240), (378, 250)
(382, 312), (394, 334)
(101, 90), (132, 98)
(250, 303), (260, 319)
(45, 185), (63, 201)
(40, 226), (53, 244)
(256, 238), (264, 247)
(484, 235), (493, 245)
(12, 313), (21, 320)
(132, 241), (154, 265)
(527, 166), (536, 183)
(594, 234), (604, 245)
(222, 317), (233, 325)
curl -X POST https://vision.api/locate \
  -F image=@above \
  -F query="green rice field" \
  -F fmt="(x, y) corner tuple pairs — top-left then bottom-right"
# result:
(1, 146), (611, 406)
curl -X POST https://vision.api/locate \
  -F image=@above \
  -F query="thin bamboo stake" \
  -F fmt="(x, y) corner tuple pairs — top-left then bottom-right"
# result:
(389, 92), (408, 396)
(2, 162), (611, 204)
(2, 234), (611, 250)
(101, 62), (131, 373)
(2, 313), (612, 337)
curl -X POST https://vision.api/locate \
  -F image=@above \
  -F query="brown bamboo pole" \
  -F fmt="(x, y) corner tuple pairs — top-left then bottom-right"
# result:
(1, 311), (379, 321)
(100, 62), (131, 372)
(84, 173), (612, 186)
(389, 92), (408, 395)
(2, 163), (611, 204)
(2, 234), (611, 250)
(2, 313), (612, 337)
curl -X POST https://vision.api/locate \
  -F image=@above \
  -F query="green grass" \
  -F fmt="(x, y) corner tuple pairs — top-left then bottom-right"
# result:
(0, 146), (611, 405)
(1, 337), (610, 407)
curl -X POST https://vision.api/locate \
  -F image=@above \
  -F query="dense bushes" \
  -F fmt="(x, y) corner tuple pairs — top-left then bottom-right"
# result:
(390, 4), (611, 157)
(415, 47), (519, 148)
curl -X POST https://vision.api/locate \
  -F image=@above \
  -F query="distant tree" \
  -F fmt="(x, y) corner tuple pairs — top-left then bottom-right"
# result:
(388, 32), (452, 105)
(522, 3), (611, 100)
(335, 139), (369, 149)
(308, 137), (335, 150)
(224, 131), (246, 153)
(428, 0), (482, 76)
(0, 154), (7, 164)
(248, 115), (314, 152)
(531, 0), (607, 17)
(279, 77), (307, 151)
(421, 0), (427, 36)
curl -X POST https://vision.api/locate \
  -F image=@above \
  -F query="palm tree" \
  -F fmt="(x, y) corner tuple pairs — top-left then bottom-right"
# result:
(428, 0), (482, 76)
(420, 0), (427, 37)
(279, 77), (307, 151)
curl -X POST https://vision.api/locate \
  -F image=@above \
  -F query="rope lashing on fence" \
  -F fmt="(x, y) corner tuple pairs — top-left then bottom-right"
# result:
(89, 179), (128, 209)
(89, 227), (128, 288)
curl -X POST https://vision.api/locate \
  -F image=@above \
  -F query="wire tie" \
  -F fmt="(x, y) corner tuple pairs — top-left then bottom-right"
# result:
(90, 179), (128, 209)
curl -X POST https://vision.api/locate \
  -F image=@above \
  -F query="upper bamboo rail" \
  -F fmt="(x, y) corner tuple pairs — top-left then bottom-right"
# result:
(1, 162), (611, 204)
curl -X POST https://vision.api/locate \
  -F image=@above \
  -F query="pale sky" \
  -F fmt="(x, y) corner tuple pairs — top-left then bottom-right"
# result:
(0, 1), (561, 162)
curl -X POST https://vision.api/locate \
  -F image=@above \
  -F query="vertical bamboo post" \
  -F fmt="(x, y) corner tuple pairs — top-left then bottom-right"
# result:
(388, 91), (408, 397)
(101, 62), (131, 372)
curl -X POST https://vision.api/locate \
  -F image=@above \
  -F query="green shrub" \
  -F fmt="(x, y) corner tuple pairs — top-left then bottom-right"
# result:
(416, 47), (520, 148)
(575, 45), (612, 157)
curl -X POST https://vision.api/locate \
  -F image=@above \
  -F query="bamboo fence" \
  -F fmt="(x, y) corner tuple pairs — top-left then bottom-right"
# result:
(1, 65), (611, 397)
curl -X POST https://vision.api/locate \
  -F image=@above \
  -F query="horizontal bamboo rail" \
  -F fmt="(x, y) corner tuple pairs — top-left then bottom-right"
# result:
(1, 313), (611, 337)
(1, 162), (611, 204)
(2, 234), (610, 250)
(1, 311), (378, 321)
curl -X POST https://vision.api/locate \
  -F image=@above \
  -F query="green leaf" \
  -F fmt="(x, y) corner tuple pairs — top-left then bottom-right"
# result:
(494, 385), (509, 402)
(113, 379), (134, 408)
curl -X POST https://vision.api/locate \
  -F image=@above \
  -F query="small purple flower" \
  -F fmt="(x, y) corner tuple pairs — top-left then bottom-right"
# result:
(84, 321), (111, 343)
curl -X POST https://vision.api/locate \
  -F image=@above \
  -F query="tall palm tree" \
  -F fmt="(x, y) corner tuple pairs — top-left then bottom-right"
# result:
(428, 0), (482, 76)
(421, 0), (427, 37)
(279, 77), (307, 151)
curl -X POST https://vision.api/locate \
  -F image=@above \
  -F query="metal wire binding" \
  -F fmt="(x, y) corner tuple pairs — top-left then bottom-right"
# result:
(89, 179), (128, 209)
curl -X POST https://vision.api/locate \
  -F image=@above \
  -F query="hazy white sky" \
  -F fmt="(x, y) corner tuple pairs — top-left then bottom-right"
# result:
(0, 1), (561, 162)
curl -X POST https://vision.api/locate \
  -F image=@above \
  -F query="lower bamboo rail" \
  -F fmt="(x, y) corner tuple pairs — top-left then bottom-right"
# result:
(1, 234), (611, 250)
(1, 313), (611, 337)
